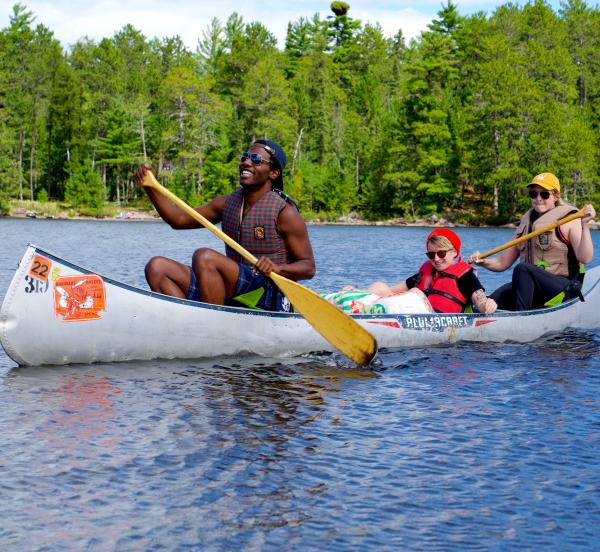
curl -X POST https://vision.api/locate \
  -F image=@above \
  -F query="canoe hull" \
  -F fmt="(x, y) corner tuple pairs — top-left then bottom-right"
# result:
(2, 245), (600, 366)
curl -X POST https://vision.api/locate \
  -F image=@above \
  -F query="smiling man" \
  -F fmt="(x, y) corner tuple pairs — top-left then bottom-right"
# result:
(133, 139), (315, 311)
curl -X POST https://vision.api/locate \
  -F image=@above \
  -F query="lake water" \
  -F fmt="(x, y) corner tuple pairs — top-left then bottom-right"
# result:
(1, 218), (600, 551)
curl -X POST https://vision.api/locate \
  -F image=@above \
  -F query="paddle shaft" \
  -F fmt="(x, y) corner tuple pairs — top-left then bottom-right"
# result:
(478, 209), (585, 259)
(144, 173), (259, 265)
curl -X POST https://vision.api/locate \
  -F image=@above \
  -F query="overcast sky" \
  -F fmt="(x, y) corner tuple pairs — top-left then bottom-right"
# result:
(1, 1), (564, 50)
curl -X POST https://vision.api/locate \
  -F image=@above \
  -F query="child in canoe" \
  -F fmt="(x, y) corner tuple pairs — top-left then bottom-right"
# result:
(323, 228), (497, 315)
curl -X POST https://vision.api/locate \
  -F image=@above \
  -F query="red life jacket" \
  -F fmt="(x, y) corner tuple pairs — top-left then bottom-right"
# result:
(415, 260), (472, 313)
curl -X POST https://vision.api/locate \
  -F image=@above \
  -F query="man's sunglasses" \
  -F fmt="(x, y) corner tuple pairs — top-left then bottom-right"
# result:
(426, 249), (452, 259)
(240, 152), (271, 165)
(528, 190), (551, 199)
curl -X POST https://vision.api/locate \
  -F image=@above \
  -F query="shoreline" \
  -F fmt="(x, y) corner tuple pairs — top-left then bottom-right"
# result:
(2, 209), (516, 229)
(4, 209), (599, 230)
(2, 212), (512, 228)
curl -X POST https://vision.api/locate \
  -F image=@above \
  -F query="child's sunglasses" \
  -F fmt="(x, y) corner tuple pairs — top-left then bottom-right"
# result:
(426, 249), (452, 259)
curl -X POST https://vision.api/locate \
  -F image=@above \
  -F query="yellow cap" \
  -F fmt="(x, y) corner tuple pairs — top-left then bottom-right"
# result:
(529, 172), (560, 192)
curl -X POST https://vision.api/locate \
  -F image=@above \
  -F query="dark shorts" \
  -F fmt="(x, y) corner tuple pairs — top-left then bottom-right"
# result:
(185, 264), (292, 312)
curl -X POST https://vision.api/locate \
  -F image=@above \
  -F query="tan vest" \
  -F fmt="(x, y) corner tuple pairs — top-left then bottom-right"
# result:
(514, 204), (578, 277)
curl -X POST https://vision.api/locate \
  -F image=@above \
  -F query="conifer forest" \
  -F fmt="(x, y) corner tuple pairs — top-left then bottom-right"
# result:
(1, 1), (600, 222)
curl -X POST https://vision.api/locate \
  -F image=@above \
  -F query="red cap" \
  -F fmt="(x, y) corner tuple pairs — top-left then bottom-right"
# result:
(426, 228), (461, 255)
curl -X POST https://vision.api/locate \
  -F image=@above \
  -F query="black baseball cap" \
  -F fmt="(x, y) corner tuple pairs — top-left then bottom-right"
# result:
(253, 139), (286, 190)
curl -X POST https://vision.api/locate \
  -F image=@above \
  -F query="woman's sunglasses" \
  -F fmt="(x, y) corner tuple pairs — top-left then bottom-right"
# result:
(528, 190), (551, 199)
(240, 152), (271, 165)
(426, 249), (452, 259)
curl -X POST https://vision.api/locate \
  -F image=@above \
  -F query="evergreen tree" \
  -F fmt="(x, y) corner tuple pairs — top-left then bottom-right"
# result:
(197, 18), (226, 78)
(0, 1), (599, 221)
(65, 162), (104, 212)
(0, 4), (63, 200)
(95, 102), (139, 204)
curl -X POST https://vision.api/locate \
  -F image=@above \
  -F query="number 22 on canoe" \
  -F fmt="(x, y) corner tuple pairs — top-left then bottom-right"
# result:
(142, 170), (378, 366)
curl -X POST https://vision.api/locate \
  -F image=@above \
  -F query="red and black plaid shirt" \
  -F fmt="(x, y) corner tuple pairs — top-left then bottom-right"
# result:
(222, 188), (290, 266)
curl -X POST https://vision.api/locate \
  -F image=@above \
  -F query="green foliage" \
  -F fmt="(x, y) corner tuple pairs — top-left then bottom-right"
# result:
(200, 149), (237, 202)
(0, 192), (8, 215)
(65, 163), (104, 211)
(331, 2), (350, 17)
(165, 167), (195, 204)
(197, 18), (226, 77)
(0, 2), (599, 222)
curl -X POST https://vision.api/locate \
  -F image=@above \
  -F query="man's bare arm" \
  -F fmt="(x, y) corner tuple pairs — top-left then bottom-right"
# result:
(254, 203), (316, 281)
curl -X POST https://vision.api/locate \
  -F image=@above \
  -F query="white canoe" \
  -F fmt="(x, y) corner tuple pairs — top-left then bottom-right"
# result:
(2, 244), (600, 366)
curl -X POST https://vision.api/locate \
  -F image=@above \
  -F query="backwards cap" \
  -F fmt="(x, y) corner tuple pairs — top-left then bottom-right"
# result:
(253, 139), (286, 191)
(427, 228), (461, 255)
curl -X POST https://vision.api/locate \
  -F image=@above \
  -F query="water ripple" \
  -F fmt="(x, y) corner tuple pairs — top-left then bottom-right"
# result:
(2, 221), (600, 549)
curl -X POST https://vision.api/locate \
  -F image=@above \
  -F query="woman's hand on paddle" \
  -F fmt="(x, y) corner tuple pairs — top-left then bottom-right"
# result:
(467, 251), (485, 266)
(581, 204), (596, 224)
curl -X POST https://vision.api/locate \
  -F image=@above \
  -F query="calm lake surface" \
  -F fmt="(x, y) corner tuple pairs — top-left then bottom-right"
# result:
(1, 218), (599, 551)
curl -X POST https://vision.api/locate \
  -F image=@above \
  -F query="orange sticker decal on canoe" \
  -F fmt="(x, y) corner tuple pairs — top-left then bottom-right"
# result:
(29, 255), (52, 282)
(53, 275), (107, 322)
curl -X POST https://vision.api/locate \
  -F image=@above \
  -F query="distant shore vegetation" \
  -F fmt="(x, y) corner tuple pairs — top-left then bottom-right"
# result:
(1, 1), (600, 225)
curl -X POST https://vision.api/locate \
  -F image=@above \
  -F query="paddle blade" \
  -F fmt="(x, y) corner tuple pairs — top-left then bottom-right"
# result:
(270, 273), (378, 366)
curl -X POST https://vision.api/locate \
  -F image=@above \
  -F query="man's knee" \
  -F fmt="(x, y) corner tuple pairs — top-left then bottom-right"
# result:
(491, 283), (514, 310)
(192, 248), (238, 282)
(145, 256), (169, 279)
(191, 248), (221, 271)
(191, 248), (239, 300)
(144, 256), (191, 296)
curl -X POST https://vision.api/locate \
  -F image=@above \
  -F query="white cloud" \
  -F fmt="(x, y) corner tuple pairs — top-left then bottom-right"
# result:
(349, 7), (433, 41)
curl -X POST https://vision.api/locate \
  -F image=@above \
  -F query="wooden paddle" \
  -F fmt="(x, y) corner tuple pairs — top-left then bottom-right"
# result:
(142, 170), (378, 366)
(478, 209), (586, 259)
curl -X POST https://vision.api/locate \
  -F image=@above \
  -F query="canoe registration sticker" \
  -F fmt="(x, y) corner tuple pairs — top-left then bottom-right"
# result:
(29, 255), (52, 282)
(53, 275), (107, 322)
